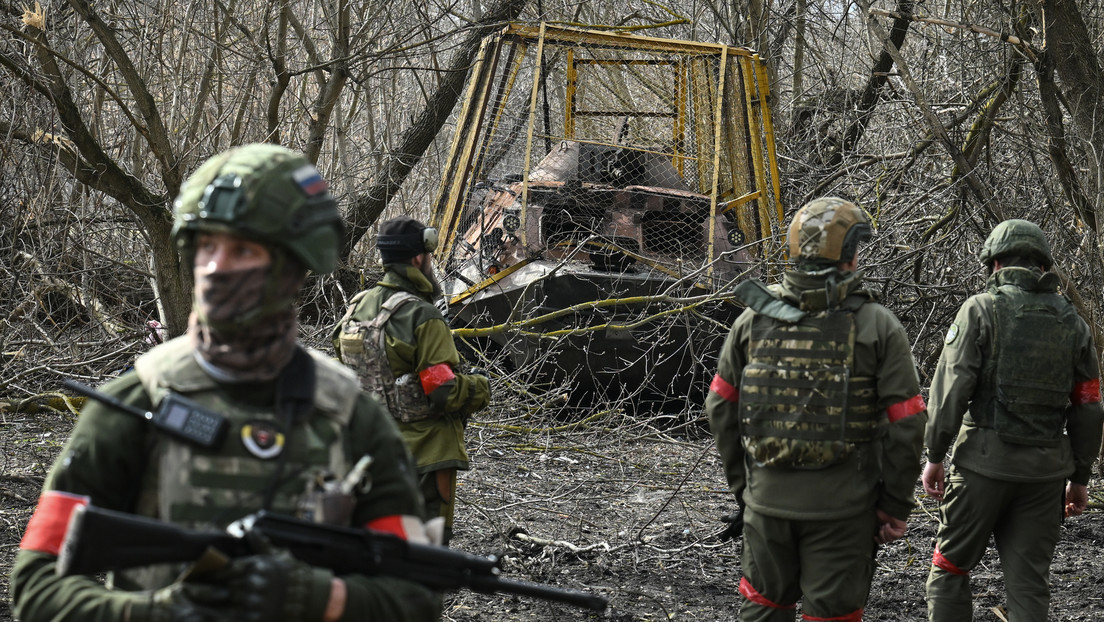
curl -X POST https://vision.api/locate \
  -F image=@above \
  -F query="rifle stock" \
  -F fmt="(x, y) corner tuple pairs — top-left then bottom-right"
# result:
(58, 504), (607, 612)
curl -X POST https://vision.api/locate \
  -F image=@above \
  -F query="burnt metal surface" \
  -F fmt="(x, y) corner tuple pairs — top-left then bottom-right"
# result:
(431, 25), (781, 411)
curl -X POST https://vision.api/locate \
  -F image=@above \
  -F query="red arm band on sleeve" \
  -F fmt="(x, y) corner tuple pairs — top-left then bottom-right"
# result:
(419, 363), (456, 395)
(1071, 378), (1102, 405)
(365, 515), (407, 539)
(886, 394), (926, 423)
(20, 491), (90, 555)
(709, 374), (740, 403)
(365, 515), (430, 544)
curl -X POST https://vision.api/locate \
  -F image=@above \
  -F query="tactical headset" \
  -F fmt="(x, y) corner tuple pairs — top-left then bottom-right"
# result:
(377, 225), (439, 255)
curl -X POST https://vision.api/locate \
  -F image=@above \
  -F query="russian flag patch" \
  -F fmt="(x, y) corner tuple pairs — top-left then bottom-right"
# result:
(292, 164), (328, 196)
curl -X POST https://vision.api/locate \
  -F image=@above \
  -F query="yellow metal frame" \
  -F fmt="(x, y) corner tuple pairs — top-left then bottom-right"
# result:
(431, 22), (784, 284)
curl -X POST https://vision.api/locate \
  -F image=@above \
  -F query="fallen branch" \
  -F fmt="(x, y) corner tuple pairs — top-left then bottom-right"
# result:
(510, 530), (617, 554)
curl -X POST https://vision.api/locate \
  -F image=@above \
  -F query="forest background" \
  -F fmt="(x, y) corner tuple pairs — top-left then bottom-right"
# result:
(2, 0), (1104, 620)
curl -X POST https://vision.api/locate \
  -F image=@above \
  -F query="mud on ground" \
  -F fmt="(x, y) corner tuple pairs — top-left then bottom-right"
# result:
(2, 406), (1102, 621)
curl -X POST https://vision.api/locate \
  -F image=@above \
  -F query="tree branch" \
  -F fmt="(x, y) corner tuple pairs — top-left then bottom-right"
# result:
(66, 0), (181, 190)
(343, 0), (528, 257)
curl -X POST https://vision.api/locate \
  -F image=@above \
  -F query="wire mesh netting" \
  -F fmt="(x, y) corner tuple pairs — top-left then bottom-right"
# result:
(429, 25), (785, 411)
(435, 24), (783, 291)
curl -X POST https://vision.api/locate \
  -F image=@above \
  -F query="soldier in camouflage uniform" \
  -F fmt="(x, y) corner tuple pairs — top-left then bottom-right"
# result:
(12, 144), (441, 622)
(333, 216), (489, 546)
(706, 197), (927, 621)
(923, 219), (1103, 621)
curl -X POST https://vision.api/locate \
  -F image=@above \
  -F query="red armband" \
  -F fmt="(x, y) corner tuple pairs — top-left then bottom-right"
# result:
(886, 394), (926, 423)
(738, 577), (795, 610)
(20, 491), (90, 556)
(709, 374), (740, 403)
(1071, 378), (1102, 405)
(365, 514), (430, 544)
(419, 363), (457, 395)
(932, 544), (968, 576)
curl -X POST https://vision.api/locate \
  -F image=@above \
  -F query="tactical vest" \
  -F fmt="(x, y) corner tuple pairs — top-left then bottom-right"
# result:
(739, 297), (880, 469)
(968, 270), (1076, 447)
(115, 337), (360, 589)
(336, 290), (436, 422)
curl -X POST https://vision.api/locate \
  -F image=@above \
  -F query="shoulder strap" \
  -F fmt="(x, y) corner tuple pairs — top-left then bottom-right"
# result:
(368, 290), (422, 329)
(309, 348), (359, 425)
(134, 337), (215, 407)
(334, 289), (372, 328)
(733, 280), (806, 323)
(839, 290), (875, 312)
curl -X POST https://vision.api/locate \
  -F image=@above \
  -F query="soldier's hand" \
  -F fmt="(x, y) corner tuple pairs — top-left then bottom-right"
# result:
(875, 509), (907, 545)
(922, 461), (946, 501)
(717, 505), (745, 541)
(184, 533), (336, 622)
(126, 584), (228, 622)
(1065, 482), (1089, 517)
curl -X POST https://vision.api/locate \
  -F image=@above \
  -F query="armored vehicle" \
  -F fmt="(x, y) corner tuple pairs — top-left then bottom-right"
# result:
(430, 24), (784, 410)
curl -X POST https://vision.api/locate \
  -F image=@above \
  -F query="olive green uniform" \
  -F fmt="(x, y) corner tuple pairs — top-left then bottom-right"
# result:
(925, 267), (1103, 621)
(333, 265), (489, 537)
(11, 338), (440, 622)
(707, 269), (927, 621)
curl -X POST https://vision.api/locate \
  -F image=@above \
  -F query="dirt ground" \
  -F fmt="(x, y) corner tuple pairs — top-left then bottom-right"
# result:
(1, 404), (1102, 621)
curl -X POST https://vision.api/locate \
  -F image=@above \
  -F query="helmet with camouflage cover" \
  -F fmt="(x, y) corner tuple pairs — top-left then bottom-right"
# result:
(787, 197), (872, 267)
(979, 219), (1053, 270)
(172, 143), (343, 273)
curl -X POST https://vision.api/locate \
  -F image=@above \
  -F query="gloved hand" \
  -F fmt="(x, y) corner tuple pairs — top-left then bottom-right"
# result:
(182, 534), (333, 622)
(717, 504), (745, 541)
(124, 582), (226, 622)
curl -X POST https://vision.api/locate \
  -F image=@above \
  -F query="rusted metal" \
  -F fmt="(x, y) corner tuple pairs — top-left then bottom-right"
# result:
(429, 24), (783, 409)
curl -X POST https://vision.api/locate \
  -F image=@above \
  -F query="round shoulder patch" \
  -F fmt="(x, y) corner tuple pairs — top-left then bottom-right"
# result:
(944, 323), (960, 345)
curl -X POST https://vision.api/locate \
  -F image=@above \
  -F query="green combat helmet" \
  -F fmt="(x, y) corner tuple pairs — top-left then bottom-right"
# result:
(787, 197), (872, 268)
(172, 143), (343, 274)
(979, 219), (1053, 271)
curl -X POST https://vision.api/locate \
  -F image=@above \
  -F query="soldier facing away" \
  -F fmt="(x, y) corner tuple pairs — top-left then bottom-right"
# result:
(923, 219), (1103, 621)
(11, 144), (441, 622)
(706, 197), (928, 621)
(333, 216), (489, 547)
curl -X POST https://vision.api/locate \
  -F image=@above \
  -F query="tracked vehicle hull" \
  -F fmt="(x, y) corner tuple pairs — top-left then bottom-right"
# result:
(448, 262), (741, 407)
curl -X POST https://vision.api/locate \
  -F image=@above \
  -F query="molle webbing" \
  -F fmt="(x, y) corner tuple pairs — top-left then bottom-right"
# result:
(971, 283), (1074, 447)
(739, 308), (880, 468)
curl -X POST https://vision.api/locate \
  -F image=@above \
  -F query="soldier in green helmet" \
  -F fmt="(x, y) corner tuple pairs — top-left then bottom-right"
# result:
(332, 216), (489, 547)
(923, 219), (1103, 621)
(706, 197), (927, 621)
(11, 144), (442, 622)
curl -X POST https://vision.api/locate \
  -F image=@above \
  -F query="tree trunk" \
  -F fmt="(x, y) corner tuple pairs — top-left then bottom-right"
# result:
(827, 0), (914, 168)
(342, 0), (528, 256)
(1041, 0), (1104, 237)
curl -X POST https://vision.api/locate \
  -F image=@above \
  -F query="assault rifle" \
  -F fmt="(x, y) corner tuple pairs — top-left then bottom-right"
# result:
(57, 503), (607, 611)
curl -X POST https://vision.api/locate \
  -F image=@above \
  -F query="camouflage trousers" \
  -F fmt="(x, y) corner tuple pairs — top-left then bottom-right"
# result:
(925, 466), (1064, 622)
(738, 506), (877, 621)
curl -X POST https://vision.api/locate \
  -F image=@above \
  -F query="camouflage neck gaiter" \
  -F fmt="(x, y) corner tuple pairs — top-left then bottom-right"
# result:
(188, 257), (305, 383)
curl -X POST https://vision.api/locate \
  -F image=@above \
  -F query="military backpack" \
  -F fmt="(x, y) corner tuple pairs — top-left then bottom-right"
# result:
(336, 291), (436, 423)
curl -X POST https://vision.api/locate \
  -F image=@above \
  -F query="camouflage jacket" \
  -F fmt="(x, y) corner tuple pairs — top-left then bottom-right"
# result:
(11, 338), (439, 622)
(333, 265), (489, 473)
(925, 267), (1103, 485)
(706, 269), (928, 521)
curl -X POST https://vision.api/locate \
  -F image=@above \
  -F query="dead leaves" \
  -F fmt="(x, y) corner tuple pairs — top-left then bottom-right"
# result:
(22, 1), (46, 31)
